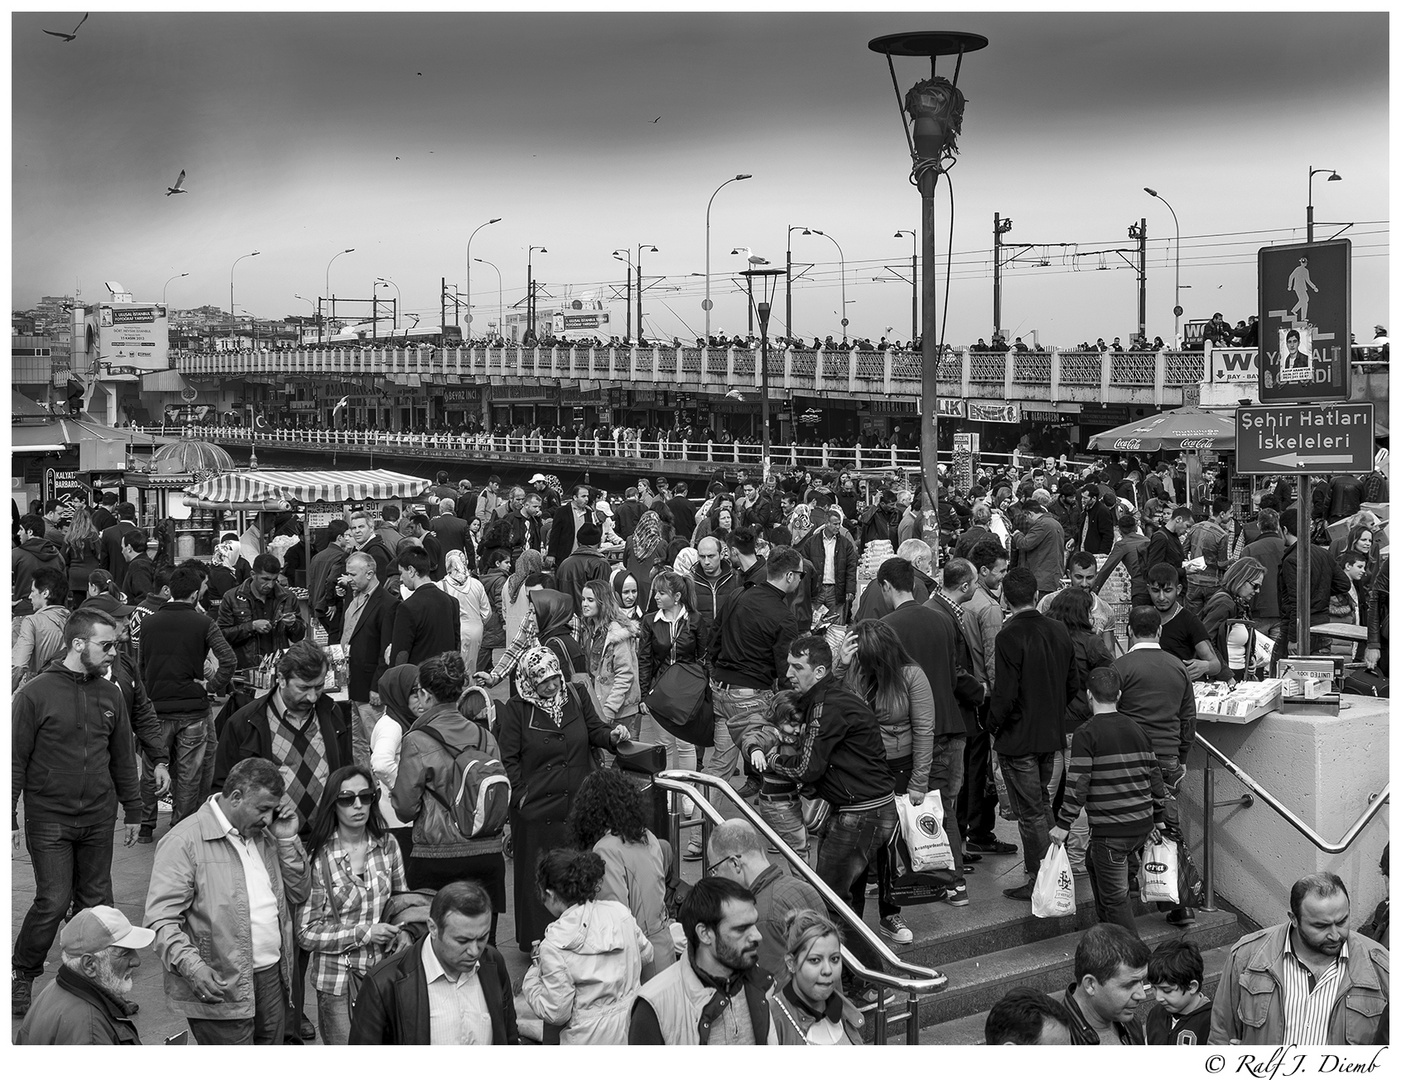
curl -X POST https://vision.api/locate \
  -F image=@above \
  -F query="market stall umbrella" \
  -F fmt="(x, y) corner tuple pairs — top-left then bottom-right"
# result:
(1086, 406), (1235, 453)
(150, 438), (236, 476)
(183, 468), (431, 506)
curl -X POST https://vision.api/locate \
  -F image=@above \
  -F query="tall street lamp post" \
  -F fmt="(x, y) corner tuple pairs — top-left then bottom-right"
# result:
(1306, 166), (1341, 243)
(526, 246), (547, 343)
(786, 224), (804, 340)
(893, 229), (917, 341)
(705, 174), (751, 343)
(466, 217), (501, 338)
(801, 228), (848, 342)
(869, 29), (988, 555)
(162, 272), (188, 307)
(1144, 188), (1181, 346)
(375, 277), (400, 331)
(473, 258), (503, 341)
(230, 250), (260, 350)
(611, 250), (633, 339)
(323, 247), (354, 343)
(636, 243), (658, 342)
(741, 268), (787, 484)
(293, 294), (316, 346)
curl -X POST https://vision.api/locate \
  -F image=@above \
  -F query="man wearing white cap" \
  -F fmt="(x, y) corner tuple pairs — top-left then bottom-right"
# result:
(16, 905), (153, 1044)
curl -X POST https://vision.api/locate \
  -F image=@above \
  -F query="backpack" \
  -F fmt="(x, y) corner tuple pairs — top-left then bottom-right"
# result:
(414, 721), (511, 839)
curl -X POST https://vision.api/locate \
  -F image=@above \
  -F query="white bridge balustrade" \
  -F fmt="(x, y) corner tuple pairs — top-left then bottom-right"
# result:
(171, 343), (1211, 409)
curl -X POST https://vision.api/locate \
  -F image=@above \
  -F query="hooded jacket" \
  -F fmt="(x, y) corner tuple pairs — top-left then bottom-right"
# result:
(12, 659), (140, 828)
(11, 604), (70, 690)
(582, 618), (641, 722)
(391, 700), (505, 858)
(13, 535), (67, 602)
(521, 898), (653, 1045)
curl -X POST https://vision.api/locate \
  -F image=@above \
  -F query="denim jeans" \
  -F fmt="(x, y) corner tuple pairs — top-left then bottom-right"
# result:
(141, 710), (209, 830)
(998, 752), (1056, 877)
(199, 712), (218, 805)
(316, 987), (353, 1046)
(877, 758), (913, 917)
(707, 684), (773, 814)
(959, 719), (998, 844)
(927, 734), (967, 887)
(756, 791), (809, 861)
(188, 964), (287, 1045)
(12, 818), (117, 979)
(349, 700), (380, 769)
(1087, 830), (1151, 936)
(817, 801), (898, 974)
(1157, 754), (1189, 914)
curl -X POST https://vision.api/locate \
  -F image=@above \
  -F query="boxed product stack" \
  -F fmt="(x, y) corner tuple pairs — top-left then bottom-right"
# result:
(853, 539), (895, 611)
(1095, 553), (1133, 645)
(1193, 678), (1285, 722)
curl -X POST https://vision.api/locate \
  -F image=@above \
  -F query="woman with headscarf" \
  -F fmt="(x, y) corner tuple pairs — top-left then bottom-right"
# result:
(369, 663), (420, 859)
(441, 549), (493, 674)
(787, 504), (815, 548)
(504, 548), (546, 644)
(611, 567), (642, 625)
(670, 545), (700, 579)
(478, 587), (589, 692)
(624, 510), (667, 613)
(498, 645), (630, 951)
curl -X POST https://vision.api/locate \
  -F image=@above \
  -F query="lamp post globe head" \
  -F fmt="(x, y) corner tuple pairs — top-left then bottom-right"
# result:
(736, 174), (752, 180)
(1143, 187), (1158, 197)
(1328, 172), (1342, 182)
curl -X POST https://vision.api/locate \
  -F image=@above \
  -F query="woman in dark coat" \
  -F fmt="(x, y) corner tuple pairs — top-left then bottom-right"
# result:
(497, 644), (629, 952)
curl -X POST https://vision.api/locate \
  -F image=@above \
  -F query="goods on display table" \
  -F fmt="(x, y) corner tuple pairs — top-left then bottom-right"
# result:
(1194, 678), (1285, 722)
(854, 539), (895, 610)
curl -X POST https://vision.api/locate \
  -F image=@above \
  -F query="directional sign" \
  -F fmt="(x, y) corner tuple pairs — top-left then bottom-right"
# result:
(1257, 239), (1350, 403)
(1235, 402), (1374, 475)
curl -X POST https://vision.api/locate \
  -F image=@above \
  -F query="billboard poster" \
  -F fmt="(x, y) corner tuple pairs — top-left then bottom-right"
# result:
(1257, 240), (1350, 403)
(83, 302), (170, 375)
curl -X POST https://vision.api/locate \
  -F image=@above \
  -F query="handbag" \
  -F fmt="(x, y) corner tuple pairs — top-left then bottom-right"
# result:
(643, 620), (715, 748)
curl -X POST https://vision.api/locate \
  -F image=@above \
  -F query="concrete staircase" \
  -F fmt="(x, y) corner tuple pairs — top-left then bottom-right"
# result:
(856, 846), (1250, 1044)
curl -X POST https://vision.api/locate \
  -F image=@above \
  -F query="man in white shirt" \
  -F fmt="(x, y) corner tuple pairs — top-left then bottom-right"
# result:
(349, 881), (518, 1044)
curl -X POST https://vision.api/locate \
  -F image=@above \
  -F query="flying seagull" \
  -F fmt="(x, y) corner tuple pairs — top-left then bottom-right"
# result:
(165, 170), (187, 196)
(725, 389), (745, 400)
(43, 12), (88, 40)
(732, 246), (770, 267)
(651, 116), (661, 123)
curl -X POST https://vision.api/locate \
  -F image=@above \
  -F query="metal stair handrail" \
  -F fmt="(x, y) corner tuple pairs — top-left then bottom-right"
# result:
(655, 769), (947, 1019)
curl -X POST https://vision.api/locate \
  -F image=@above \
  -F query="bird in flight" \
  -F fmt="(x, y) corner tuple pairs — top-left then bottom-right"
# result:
(42, 12), (88, 41)
(166, 170), (187, 196)
(651, 116), (661, 123)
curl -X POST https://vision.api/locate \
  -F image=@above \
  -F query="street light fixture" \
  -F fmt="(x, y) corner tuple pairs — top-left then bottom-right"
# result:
(473, 258), (503, 342)
(636, 243), (658, 342)
(612, 250), (634, 340)
(162, 272), (188, 308)
(230, 250), (260, 350)
(801, 228), (848, 343)
(466, 217), (501, 339)
(375, 277), (400, 331)
(1307, 166), (1341, 243)
(323, 247), (354, 343)
(526, 246), (547, 343)
(786, 225), (806, 340)
(704, 174), (752, 343)
(869, 28), (989, 553)
(1143, 187), (1181, 346)
(893, 230), (917, 341)
(740, 267), (788, 483)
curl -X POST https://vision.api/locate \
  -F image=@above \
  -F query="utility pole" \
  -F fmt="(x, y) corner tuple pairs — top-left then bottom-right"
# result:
(1128, 218), (1148, 344)
(441, 277), (446, 335)
(992, 213), (1013, 337)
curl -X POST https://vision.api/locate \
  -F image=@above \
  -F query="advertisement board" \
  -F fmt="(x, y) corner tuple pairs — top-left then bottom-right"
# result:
(1257, 240), (1350, 403)
(82, 303), (170, 375)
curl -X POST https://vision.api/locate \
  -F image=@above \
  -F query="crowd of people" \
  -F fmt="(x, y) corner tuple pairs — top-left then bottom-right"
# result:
(10, 448), (1390, 1045)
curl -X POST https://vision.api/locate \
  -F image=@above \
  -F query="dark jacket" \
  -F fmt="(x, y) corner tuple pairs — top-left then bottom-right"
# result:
(307, 544), (349, 636)
(615, 499), (644, 540)
(547, 505), (595, 568)
(666, 496), (697, 539)
(430, 513), (475, 571)
(215, 578), (307, 670)
(98, 520), (142, 582)
(205, 556), (251, 603)
(108, 653), (169, 766)
(767, 675), (894, 809)
(638, 608), (710, 694)
(212, 690), (352, 794)
(1280, 541), (1350, 631)
(392, 701), (505, 858)
(390, 582), (461, 668)
(882, 599), (968, 738)
(690, 566), (740, 629)
(988, 609), (1079, 756)
(801, 528), (859, 605)
(13, 535), (67, 602)
(121, 554), (156, 605)
(1061, 984), (1145, 1045)
(349, 937), (519, 1045)
(1241, 533), (1287, 619)
(925, 591), (989, 734)
(711, 582), (798, 691)
(12, 660), (140, 828)
(344, 584), (397, 701)
(1146, 527), (1185, 573)
(1062, 629), (1115, 737)
(1075, 500), (1115, 556)
(15, 964), (142, 1045)
(498, 685), (617, 829)
(852, 567), (933, 622)
(141, 601), (236, 710)
(1113, 646), (1197, 761)
(556, 547), (613, 612)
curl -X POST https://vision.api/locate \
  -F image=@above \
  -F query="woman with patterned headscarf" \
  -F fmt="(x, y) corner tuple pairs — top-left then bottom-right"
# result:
(624, 510), (668, 613)
(497, 644), (630, 950)
(440, 550), (492, 674)
(787, 504), (815, 547)
(504, 548), (546, 643)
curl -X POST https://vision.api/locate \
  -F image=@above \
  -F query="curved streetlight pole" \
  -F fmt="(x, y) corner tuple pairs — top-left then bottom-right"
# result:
(1307, 166), (1341, 243)
(466, 217), (501, 338)
(323, 247), (354, 343)
(612, 250), (633, 339)
(162, 272), (188, 308)
(786, 224), (805, 340)
(473, 258), (503, 342)
(893, 229), (917, 341)
(375, 277), (400, 331)
(637, 243), (658, 341)
(1143, 188), (1180, 346)
(704, 174), (751, 343)
(803, 228), (848, 343)
(293, 294), (316, 346)
(230, 250), (259, 349)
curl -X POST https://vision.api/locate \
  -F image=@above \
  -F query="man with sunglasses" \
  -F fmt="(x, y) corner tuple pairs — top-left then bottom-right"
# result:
(12, 608), (142, 1020)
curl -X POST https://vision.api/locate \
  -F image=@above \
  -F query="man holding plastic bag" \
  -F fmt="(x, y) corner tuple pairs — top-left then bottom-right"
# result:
(1049, 667), (1166, 935)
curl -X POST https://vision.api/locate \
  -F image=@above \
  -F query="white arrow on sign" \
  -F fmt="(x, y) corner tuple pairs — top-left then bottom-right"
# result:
(1262, 452), (1355, 468)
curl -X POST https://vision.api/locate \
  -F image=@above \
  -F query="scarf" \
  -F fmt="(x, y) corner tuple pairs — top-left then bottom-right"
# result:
(631, 511), (664, 562)
(516, 644), (566, 727)
(672, 546), (700, 577)
(444, 549), (470, 587)
(377, 664), (420, 729)
(506, 549), (544, 604)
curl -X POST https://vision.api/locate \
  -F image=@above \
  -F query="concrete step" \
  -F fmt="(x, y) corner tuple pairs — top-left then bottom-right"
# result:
(921, 943), (1235, 1045)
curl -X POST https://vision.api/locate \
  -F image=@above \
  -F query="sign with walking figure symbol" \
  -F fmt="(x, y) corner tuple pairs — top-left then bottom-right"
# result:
(1257, 239), (1351, 403)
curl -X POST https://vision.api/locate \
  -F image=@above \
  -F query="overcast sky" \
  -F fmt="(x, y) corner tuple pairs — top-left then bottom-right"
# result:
(12, 9), (1390, 347)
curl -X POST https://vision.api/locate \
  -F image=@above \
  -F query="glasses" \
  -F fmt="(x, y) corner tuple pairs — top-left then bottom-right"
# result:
(335, 790), (377, 807)
(85, 639), (119, 653)
(790, 569), (807, 579)
(707, 854), (741, 877)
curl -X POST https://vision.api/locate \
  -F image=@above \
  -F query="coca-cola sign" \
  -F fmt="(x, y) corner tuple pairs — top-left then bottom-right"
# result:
(1112, 439), (1142, 451)
(1179, 437), (1216, 450)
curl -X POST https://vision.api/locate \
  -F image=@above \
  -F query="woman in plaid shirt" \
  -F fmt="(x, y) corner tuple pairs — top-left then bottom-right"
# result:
(297, 764), (409, 1044)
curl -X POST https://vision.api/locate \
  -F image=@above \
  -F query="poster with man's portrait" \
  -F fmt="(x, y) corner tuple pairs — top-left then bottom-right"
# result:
(1271, 325), (1314, 386)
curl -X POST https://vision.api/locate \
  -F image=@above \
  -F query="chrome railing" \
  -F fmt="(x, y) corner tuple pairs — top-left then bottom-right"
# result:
(654, 769), (946, 1045)
(1196, 732), (1391, 910)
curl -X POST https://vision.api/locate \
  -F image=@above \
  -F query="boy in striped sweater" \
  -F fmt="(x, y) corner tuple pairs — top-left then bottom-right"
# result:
(1050, 666), (1165, 938)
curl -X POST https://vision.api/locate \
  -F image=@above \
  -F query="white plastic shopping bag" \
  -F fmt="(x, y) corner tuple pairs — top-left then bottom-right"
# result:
(1138, 837), (1180, 904)
(895, 792), (954, 873)
(1031, 843), (1077, 918)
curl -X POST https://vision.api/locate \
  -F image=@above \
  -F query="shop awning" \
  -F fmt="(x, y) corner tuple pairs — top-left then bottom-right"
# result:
(1086, 406), (1236, 453)
(183, 468), (430, 506)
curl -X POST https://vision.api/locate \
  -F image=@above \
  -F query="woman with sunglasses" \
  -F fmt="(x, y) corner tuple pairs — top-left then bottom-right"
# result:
(297, 764), (408, 1045)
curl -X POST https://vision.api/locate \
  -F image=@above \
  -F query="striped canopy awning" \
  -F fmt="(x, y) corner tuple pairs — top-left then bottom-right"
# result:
(183, 468), (430, 506)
